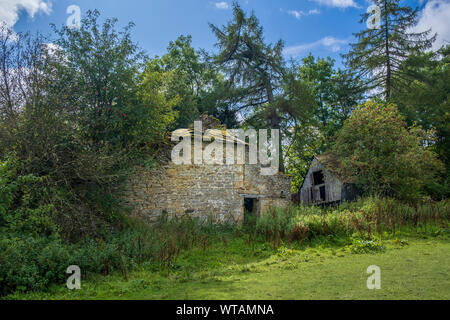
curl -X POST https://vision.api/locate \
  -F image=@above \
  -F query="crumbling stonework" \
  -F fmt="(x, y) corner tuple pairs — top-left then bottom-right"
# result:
(123, 114), (291, 223)
(123, 156), (291, 223)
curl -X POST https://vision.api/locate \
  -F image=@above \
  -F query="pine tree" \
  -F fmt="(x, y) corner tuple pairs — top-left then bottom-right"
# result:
(209, 3), (317, 172)
(208, 2), (284, 126)
(343, 0), (435, 98)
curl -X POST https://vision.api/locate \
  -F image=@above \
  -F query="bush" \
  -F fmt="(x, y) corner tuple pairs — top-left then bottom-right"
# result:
(0, 236), (70, 295)
(0, 156), (58, 237)
(328, 100), (445, 201)
(345, 236), (385, 254)
(0, 210), (237, 296)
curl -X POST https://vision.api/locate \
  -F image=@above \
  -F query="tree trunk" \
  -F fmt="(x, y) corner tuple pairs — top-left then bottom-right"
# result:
(384, 0), (391, 98)
(265, 80), (285, 173)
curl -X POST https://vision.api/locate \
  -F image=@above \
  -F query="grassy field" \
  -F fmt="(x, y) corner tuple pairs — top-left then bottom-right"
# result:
(6, 233), (450, 300)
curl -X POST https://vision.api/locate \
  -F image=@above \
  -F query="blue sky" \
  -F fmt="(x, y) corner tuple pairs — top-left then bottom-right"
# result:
(2, 0), (449, 67)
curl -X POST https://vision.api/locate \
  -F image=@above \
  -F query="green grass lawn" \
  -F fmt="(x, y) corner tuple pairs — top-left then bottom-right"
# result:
(6, 233), (450, 300)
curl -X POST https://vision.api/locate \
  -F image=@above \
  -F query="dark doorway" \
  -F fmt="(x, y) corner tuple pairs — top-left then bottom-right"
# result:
(244, 197), (258, 227)
(319, 185), (326, 201)
(244, 198), (254, 212)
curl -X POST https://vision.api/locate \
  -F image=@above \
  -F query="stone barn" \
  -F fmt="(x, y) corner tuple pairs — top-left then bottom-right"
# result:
(124, 116), (291, 224)
(299, 155), (357, 205)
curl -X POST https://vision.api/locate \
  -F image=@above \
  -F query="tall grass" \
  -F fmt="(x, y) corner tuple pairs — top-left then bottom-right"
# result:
(256, 197), (450, 243)
(2, 198), (448, 296)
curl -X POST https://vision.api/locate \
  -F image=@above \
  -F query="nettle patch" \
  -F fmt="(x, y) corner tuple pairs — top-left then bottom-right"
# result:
(345, 236), (386, 254)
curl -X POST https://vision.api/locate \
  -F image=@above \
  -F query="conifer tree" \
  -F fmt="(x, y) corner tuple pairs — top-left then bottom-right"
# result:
(209, 3), (317, 172)
(343, 0), (435, 98)
(208, 2), (284, 126)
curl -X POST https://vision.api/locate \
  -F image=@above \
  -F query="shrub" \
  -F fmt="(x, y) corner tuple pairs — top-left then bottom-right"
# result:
(345, 236), (385, 254)
(0, 236), (71, 295)
(0, 217), (189, 296)
(328, 100), (445, 201)
(0, 156), (58, 237)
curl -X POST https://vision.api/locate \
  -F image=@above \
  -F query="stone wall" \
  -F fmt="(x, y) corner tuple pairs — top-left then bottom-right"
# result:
(123, 161), (291, 223)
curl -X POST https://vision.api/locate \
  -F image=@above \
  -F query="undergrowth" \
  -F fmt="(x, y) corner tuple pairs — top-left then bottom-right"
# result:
(1, 196), (449, 297)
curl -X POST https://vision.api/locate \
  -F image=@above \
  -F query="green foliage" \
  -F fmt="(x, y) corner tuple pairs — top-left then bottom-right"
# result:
(344, 0), (436, 98)
(0, 157), (57, 237)
(0, 4), (448, 299)
(0, 236), (70, 295)
(1, 197), (448, 298)
(0, 11), (178, 240)
(328, 100), (445, 200)
(285, 126), (322, 192)
(142, 35), (237, 130)
(285, 55), (362, 191)
(0, 208), (236, 296)
(345, 236), (385, 254)
(391, 46), (450, 198)
(154, 35), (234, 129)
(276, 246), (297, 259)
(298, 54), (362, 136)
(51, 10), (147, 149)
(209, 2), (285, 117)
(7, 237), (450, 300)
(209, 2), (318, 172)
(256, 197), (449, 244)
(136, 59), (178, 145)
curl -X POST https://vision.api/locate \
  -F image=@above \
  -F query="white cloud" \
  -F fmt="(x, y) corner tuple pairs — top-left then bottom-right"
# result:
(215, 2), (229, 10)
(309, 0), (359, 9)
(283, 36), (349, 57)
(308, 9), (321, 15)
(0, 0), (52, 28)
(413, 0), (450, 51)
(287, 9), (321, 19)
(287, 10), (304, 19)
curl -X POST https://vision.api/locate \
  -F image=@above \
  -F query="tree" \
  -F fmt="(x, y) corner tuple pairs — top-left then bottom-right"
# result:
(298, 54), (363, 138)
(0, 11), (176, 240)
(328, 100), (444, 200)
(0, 24), (44, 153)
(298, 55), (335, 129)
(51, 10), (147, 150)
(156, 35), (206, 128)
(283, 55), (362, 191)
(208, 2), (284, 127)
(284, 124), (322, 192)
(344, 0), (435, 98)
(136, 60), (178, 149)
(144, 35), (236, 129)
(209, 2), (316, 171)
(391, 45), (450, 198)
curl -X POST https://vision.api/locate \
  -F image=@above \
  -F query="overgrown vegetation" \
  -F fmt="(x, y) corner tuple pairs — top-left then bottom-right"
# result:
(256, 197), (449, 245)
(327, 101), (444, 200)
(0, 202), (235, 296)
(1, 194), (448, 297)
(0, 1), (449, 298)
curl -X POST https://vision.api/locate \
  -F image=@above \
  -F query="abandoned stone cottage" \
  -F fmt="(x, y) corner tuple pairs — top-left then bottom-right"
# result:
(299, 155), (357, 205)
(124, 116), (291, 224)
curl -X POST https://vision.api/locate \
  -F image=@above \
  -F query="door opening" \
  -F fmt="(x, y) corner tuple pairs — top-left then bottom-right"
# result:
(244, 197), (258, 227)
(319, 185), (326, 201)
